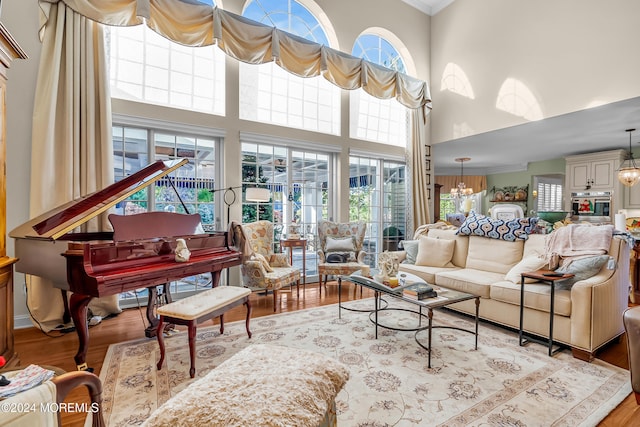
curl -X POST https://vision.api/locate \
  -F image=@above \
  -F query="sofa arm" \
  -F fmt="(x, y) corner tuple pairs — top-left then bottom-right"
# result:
(317, 249), (326, 263)
(569, 247), (629, 354)
(386, 250), (407, 263)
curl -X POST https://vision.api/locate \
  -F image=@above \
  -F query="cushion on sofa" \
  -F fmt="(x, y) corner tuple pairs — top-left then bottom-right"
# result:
(522, 233), (546, 258)
(427, 228), (469, 267)
(465, 235), (524, 274)
(555, 255), (610, 287)
(505, 255), (548, 284)
(490, 281), (572, 316)
(457, 211), (539, 241)
(415, 236), (455, 267)
(398, 263), (458, 284)
(435, 268), (503, 298)
(400, 239), (419, 264)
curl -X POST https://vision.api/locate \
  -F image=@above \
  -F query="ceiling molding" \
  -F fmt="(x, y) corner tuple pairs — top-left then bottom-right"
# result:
(435, 163), (529, 176)
(401, 0), (455, 16)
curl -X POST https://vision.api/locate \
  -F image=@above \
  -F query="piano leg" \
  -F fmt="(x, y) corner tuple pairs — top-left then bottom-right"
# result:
(69, 293), (94, 371)
(145, 285), (174, 338)
(61, 289), (71, 324)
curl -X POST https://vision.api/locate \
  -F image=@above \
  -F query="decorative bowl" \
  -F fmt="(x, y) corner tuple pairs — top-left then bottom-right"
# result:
(537, 211), (569, 223)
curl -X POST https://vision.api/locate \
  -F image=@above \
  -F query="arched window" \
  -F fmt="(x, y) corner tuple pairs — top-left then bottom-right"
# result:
(350, 31), (410, 147)
(106, 0), (226, 115)
(239, 0), (341, 135)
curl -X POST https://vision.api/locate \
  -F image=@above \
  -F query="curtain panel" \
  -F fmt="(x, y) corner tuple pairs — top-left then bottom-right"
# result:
(436, 176), (487, 194)
(38, 0), (432, 110)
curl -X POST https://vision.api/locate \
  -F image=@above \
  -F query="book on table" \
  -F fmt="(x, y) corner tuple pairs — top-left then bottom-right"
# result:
(396, 280), (438, 300)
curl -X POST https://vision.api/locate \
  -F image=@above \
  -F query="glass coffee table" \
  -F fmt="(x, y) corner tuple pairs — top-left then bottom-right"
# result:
(339, 270), (480, 368)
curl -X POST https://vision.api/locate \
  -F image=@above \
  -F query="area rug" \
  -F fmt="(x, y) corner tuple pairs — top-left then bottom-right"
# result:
(97, 299), (631, 426)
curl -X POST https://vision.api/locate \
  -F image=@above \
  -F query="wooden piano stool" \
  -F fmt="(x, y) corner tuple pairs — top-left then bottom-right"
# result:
(156, 286), (252, 378)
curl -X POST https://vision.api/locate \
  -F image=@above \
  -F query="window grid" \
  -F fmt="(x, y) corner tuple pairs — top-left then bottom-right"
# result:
(112, 124), (220, 305)
(537, 182), (563, 212)
(108, 25), (226, 116)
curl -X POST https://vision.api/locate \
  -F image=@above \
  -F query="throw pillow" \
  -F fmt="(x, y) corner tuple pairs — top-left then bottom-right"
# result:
(414, 236), (455, 267)
(252, 253), (274, 272)
(554, 255), (610, 287)
(505, 255), (548, 284)
(456, 211), (539, 242)
(326, 251), (356, 263)
(400, 240), (419, 264)
(325, 236), (355, 252)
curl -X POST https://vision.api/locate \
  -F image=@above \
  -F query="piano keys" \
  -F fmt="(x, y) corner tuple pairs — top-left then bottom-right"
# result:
(10, 159), (242, 371)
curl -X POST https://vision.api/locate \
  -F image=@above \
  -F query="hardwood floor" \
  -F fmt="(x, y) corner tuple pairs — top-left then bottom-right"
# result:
(11, 282), (640, 426)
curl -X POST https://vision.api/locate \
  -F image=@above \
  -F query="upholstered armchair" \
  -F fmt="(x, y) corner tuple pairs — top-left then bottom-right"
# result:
(230, 220), (301, 312)
(317, 220), (367, 295)
(623, 305), (640, 404)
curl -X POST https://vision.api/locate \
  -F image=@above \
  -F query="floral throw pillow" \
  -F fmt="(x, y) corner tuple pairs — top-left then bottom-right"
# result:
(456, 211), (539, 242)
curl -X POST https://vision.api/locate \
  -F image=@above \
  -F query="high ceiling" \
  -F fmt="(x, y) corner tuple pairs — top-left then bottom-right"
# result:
(432, 96), (640, 176)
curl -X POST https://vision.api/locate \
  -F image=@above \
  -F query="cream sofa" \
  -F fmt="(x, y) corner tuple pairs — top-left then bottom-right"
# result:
(396, 227), (630, 362)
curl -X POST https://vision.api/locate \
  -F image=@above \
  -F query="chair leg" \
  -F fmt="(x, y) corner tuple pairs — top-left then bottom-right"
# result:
(219, 314), (224, 335)
(319, 275), (323, 297)
(156, 316), (166, 371)
(635, 391), (640, 405)
(273, 289), (278, 312)
(188, 321), (197, 378)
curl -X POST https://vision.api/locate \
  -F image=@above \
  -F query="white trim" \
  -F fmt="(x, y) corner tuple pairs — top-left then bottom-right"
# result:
(401, 0), (454, 16)
(112, 114), (227, 138)
(14, 314), (34, 330)
(239, 132), (342, 153)
(437, 163), (529, 175)
(349, 148), (405, 163)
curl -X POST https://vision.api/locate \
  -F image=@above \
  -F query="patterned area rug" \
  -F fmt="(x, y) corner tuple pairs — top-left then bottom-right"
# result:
(97, 299), (631, 426)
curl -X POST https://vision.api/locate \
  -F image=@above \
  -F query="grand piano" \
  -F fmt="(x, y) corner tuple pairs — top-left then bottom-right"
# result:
(10, 159), (242, 371)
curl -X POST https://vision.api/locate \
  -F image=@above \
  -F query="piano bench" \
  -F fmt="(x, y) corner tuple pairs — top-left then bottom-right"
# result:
(155, 286), (252, 378)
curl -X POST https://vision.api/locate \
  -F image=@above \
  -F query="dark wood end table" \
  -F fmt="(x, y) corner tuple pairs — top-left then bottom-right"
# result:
(519, 269), (574, 356)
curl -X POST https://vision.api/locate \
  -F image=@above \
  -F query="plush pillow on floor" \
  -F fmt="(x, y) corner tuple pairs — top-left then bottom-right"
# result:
(400, 240), (419, 264)
(554, 255), (610, 286)
(415, 236), (455, 267)
(505, 255), (548, 283)
(457, 211), (538, 242)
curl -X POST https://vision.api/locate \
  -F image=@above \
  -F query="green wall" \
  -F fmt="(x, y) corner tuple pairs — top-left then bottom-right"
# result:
(484, 158), (566, 217)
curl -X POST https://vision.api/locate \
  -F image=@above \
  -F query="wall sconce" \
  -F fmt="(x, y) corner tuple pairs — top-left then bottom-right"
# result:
(532, 190), (538, 198)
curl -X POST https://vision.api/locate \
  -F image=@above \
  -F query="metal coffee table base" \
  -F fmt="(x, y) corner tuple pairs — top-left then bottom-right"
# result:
(414, 299), (479, 368)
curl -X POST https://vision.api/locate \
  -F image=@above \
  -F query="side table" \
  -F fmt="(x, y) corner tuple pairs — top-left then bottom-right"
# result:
(280, 238), (306, 285)
(519, 270), (574, 356)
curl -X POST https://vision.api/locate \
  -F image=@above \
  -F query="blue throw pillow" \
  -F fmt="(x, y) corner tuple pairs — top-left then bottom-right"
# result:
(456, 211), (539, 242)
(555, 255), (610, 287)
(400, 240), (419, 264)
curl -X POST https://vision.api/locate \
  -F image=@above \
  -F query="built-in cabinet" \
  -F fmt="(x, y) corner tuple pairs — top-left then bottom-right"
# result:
(565, 150), (624, 192)
(0, 24), (26, 370)
(565, 150), (625, 214)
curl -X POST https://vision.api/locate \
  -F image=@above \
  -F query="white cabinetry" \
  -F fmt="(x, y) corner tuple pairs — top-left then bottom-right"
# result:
(566, 152), (623, 191)
(565, 150), (625, 212)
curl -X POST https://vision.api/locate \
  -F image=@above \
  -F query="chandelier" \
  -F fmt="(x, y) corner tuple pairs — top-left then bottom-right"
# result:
(450, 157), (474, 197)
(618, 128), (640, 187)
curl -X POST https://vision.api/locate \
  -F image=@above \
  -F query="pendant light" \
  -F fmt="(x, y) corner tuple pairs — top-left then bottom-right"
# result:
(618, 128), (640, 187)
(450, 157), (474, 197)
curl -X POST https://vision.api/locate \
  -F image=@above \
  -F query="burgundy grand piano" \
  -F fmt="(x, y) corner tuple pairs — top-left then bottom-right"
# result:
(10, 159), (242, 371)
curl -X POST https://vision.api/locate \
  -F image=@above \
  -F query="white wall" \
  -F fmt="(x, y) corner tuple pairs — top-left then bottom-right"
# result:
(430, 0), (640, 144)
(1, 0), (431, 327)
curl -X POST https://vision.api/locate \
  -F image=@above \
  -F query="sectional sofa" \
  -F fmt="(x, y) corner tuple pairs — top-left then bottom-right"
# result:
(395, 225), (630, 361)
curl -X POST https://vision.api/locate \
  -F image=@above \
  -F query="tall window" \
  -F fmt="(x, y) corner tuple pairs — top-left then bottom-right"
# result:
(349, 155), (406, 266)
(239, 0), (341, 134)
(106, 23), (226, 115)
(350, 33), (409, 146)
(241, 141), (331, 278)
(112, 124), (222, 303)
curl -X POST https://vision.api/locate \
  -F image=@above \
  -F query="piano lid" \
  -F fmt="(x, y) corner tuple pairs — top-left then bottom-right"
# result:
(10, 159), (189, 241)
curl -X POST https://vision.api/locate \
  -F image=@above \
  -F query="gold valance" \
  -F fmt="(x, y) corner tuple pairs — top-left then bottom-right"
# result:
(38, 0), (432, 111)
(435, 175), (487, 194)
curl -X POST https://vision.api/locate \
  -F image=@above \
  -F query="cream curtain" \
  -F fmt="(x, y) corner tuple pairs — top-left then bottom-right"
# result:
(29, 1), (117, 332)
(38, 0), (432, 111)
(409, 109), (431, 230)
